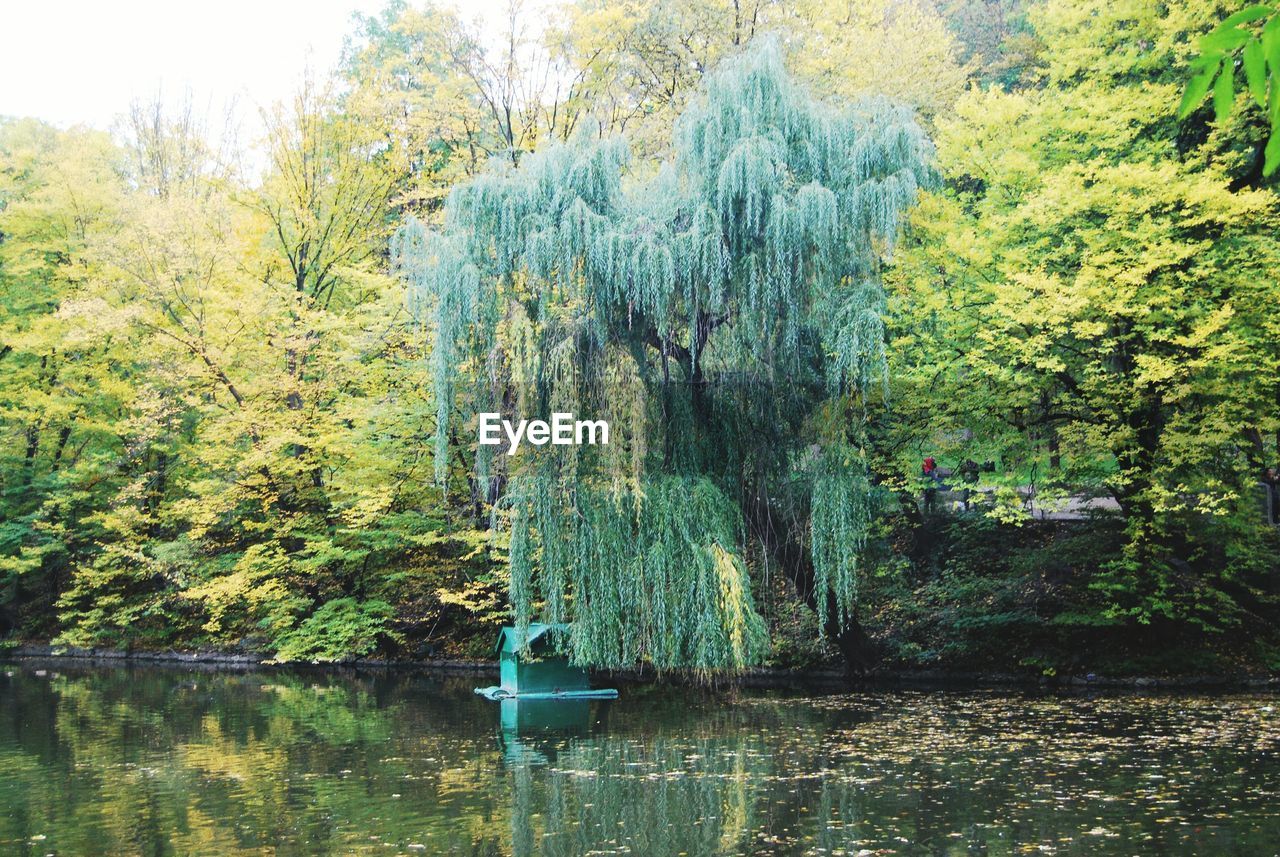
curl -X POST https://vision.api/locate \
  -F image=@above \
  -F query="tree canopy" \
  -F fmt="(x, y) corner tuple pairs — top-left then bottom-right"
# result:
(395, 41), (931, 670)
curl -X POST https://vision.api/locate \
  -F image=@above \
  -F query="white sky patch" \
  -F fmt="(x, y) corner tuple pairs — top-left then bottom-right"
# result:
(0, 0), (557, 135)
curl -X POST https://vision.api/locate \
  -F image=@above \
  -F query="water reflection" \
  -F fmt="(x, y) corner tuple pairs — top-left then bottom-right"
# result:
(498, 698), (593, 766)
(1, 663), (1277, 855)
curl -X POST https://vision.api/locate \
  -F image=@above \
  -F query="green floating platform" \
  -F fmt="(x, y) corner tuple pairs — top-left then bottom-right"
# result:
(476, 623), (618, 702)
(475, 686), (619, 701)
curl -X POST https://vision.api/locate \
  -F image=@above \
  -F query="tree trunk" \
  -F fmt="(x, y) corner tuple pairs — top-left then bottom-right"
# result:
(742, 490), (878, 677)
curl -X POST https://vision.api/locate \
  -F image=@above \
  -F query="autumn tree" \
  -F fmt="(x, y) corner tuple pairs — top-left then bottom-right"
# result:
(346, 0), (969, 190)
(888, 0), (1280, 629)
(0, 120), (130, 638)
(0, 99), (455, 658)
(550, 0), (971, 157)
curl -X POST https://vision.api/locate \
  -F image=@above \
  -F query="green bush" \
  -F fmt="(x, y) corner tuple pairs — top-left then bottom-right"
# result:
(271, 598), (401, 663)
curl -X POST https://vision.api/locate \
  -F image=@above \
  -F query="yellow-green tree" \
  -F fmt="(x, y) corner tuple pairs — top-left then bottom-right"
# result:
(888, 0), (1280, 628)
(0, 120), (131, 638)
(0, 95), (486, 657)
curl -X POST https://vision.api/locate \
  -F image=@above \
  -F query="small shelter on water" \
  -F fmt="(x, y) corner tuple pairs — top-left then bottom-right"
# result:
(475, 623), (618, 700)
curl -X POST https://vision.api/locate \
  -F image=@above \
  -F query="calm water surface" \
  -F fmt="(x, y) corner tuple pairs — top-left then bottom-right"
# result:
(1, 663), (1277, 855)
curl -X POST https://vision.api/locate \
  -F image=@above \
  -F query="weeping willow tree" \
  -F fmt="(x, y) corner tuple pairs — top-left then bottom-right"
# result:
(395, 40), (931, 673)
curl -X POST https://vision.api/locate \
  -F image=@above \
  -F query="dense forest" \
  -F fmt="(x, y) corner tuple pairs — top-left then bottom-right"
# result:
(1, 0), (1277, 677)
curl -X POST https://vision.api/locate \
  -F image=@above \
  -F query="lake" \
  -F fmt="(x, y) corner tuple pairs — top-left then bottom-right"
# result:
(1, 663), (1277, 855)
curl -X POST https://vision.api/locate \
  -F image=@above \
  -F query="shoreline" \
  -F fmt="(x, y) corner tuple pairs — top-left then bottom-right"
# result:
(4, 644), (1277, 691)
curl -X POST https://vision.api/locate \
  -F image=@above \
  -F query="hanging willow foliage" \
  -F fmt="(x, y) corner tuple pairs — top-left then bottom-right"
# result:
(504, 471), (769, 672)
(394, 39), (931, 671)
(809, 445), (875, 630)
(393, 222), (481, 485)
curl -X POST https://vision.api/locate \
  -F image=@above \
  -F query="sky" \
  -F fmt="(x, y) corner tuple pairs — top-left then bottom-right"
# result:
(0, 0), (526, 135)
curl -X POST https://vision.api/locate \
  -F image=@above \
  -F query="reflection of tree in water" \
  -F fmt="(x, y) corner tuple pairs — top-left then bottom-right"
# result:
(505, 735), (763, 856)
(4, 668), (1280, 855)
(498, 699), (788, 857)
(15, 669), (403, 853)
(1, 667), (507, 854)
(494, 691), (1280, 856)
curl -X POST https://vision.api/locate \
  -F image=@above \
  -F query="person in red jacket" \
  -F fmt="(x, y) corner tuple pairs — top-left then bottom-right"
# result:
(922, 456), (939, 513)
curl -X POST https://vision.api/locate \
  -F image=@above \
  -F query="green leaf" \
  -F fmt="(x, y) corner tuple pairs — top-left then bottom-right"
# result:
(1222, 5), (1274, 28)
(1201, 25), (1250, 54)
(1265, 21), (1280, 58)
(1213, 62), (1237, 122)
(1179, 63), (1219, 118)
(1189, 53), (1223, 74)
(1245, 39), (1268, 106)
(1264, 127), (1280, 175)
(1271, 58), (1280, 122)
(1268, 20), (1280, 65)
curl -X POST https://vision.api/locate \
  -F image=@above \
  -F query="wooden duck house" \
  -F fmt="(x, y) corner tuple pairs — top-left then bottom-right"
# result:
(475, 623), (618, 700)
